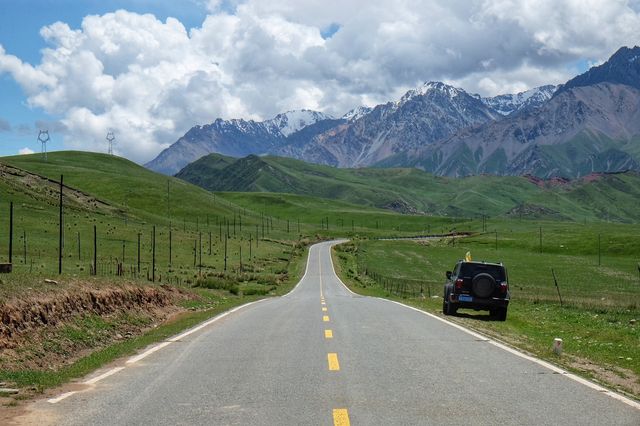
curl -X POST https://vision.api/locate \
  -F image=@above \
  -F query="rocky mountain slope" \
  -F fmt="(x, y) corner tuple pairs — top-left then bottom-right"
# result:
(382, 46), (640, 178)
(145, 110), (333, 175)
(480, 85), (557, 115)
(273, 82), (500, 167)
(555, 46), (640, 96)
(148, 46), (640, 178)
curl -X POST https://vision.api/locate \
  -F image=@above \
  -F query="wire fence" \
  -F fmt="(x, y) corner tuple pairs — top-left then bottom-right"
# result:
(356, 260), (434, 298)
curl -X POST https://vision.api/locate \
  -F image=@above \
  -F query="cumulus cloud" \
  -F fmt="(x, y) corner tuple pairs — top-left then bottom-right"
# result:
(19, 147), (35, 155)
(0, 1), (639, 163)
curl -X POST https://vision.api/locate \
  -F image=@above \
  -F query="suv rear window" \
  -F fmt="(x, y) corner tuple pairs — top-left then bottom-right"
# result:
(459, 263), (506, 281)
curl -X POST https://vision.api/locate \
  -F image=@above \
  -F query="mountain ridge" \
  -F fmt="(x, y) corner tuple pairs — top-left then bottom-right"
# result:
(147, 46), (640, 178)
(175, 152), (640, 222)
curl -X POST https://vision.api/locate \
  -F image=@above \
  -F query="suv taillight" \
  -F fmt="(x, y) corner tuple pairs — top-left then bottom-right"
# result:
(499, 282), (508, 293)
(455, 278), (464, 289)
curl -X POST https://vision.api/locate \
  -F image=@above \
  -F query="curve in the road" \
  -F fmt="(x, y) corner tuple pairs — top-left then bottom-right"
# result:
(18, 240), (640, 426)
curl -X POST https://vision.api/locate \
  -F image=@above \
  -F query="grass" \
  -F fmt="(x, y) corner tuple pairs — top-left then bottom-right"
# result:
(0, 151), (319, 396)
(0, 298), (244, 391)
(0, 243), (309, 395)
(332, 236), (640, 398)
(1, 150), (640, 400)
(178, 153), (640, 222)
(0, 152), (319, 287)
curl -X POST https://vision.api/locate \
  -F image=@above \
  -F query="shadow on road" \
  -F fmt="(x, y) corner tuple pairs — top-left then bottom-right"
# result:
(450, 311), (498, 322)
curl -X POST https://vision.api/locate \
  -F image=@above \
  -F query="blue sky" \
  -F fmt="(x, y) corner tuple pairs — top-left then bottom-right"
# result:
(0, 0), (208, 157)
(0, 0), (638, 163)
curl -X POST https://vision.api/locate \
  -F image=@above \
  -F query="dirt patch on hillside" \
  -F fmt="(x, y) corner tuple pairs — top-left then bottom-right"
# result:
(0, 162), (118, 215)
(524, 174), (571, 188)
(0, 282), (193, 372)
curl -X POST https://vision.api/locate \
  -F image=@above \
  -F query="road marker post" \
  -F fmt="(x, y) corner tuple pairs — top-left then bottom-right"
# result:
(553, 338), (563, 355)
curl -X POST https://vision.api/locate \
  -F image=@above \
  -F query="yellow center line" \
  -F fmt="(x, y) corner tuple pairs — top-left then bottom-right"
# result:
(333, 408), (350, 426)
(327, 353), (340, 371)
(323, 315), (330, 322)
(325, 329), (333, 339)
(322, 307), (328, 312)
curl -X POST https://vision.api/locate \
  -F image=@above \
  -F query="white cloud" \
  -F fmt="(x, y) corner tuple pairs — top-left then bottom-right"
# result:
(0, 2), (639, 163)
(18, 147), (35, 155)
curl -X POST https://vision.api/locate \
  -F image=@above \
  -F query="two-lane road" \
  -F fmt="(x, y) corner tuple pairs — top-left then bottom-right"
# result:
(19, 241), (640, 425)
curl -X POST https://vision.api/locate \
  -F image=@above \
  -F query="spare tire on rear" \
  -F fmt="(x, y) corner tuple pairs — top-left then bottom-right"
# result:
(472, 273), (496, 297)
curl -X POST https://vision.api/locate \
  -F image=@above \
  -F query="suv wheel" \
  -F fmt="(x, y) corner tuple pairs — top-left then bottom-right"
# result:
(443, 290), (458, 315)
(496, 307), (507, 321)
(447, 302), (458, 315)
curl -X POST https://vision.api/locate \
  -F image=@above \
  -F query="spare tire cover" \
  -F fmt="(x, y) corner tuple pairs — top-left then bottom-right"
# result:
(472, 273), (496, 297)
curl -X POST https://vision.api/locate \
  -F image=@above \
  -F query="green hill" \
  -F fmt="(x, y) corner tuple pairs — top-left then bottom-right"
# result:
(176, 153), (640, 222)
(0, 151), (349, 280)
(2, 151), (236, 226)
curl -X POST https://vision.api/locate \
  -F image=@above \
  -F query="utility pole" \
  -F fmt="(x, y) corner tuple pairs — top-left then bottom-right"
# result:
(137, 232), (141, 274)
(167, 180), (170, 221)
(58, 175), (63, 274)
(224, 233), (228, 271)
(38, 130), (49, 161)
(8, 202), (13, 265)
(106, 130), (115, 155)
(152, 226), (156, 282)
(93, 225), (97, 276)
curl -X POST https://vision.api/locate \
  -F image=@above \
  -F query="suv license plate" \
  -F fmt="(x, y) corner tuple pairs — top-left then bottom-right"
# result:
(458, 295), (473, 302)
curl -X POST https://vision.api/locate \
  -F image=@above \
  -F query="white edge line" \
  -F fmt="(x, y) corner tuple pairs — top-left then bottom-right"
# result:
(327, 240), (357, 297)
(126, 242), (320, 365)
(47, 244), (321, 404)
(328, 240), (640, 411)
(282, 243), (313, 297)
(49, 366), (127, 404)
(47, 299), (268, 404)
(47, 391), (78, 404)
(47, 244), (322, 403)
(83, 366), (126, 385)
(126, 299), (267, 364)
(382, 299), (640, 410)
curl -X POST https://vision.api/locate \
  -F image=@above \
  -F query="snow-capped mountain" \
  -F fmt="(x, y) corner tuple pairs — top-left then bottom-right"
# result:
(384, 46), (640, 177)
(397, 83), (640, 178)
(145, 110), (332, 175)
(274, 81), (500, 167)
(147, 45), (640, 179)
(481, 85), (558, 115)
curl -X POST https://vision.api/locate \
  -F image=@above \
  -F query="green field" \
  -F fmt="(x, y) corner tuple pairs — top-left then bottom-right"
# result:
(1, 150), (639, 399)
(177, 153), (640, 222)
(0, 151), (321, 294)
(333, 229), (640, 397)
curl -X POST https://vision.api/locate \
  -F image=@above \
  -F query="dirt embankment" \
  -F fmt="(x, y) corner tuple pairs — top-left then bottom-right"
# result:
(0, 283), (192, 371)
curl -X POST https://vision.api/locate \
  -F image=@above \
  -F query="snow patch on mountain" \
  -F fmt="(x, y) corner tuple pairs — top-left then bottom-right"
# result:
(482, 85), (558, 115)
(266, 109), (333, 137)
(399, 81), (465, 106)
(342, 106), (373, 121)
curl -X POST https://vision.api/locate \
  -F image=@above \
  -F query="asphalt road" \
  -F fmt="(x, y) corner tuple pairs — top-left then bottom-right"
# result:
(20, 241), (640, 425)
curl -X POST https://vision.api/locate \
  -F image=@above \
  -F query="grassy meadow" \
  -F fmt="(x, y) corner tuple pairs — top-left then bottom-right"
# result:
(0, 150), (638, 399)
(332, 221), (640, 397)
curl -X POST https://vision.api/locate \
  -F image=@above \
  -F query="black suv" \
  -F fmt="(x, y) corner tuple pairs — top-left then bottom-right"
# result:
(443, 260), (510, 321)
